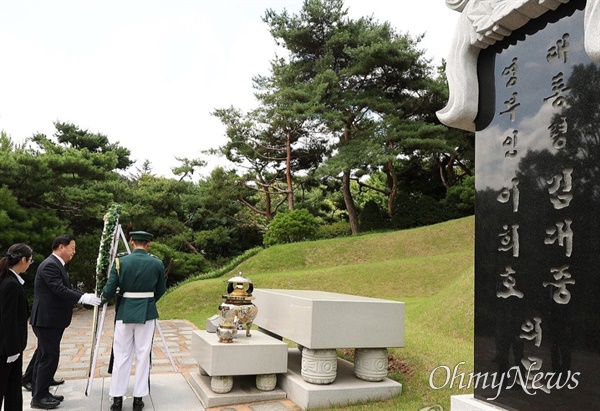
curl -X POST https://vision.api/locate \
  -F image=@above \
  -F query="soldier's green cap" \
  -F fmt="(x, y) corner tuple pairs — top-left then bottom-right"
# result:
(129, 231), (154, 242)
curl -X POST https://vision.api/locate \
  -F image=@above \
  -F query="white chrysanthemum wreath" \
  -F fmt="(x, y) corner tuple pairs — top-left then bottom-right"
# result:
(94, 203), (121, 294)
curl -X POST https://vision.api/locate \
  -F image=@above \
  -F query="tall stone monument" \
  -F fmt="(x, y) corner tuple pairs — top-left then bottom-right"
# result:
(438, 0), (600, 409)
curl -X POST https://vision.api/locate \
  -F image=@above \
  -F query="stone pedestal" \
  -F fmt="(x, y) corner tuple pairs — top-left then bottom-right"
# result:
(279, 348), (402, 410)
(253, 289), (405, 349)
(254, 289), (404, 385)
(210, 375), (233, 394)
(300, 348), (337, 384)
(255, 373), (277, 391)
(191, 329), (288, 394)
(189, 373), (287, 409)
(353, 348), (388, 382)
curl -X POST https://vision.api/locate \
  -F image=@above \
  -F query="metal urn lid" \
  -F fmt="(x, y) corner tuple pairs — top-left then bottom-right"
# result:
(223, 272), (255, 304)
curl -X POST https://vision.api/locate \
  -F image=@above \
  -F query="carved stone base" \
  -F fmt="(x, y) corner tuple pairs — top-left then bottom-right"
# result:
(211, 375), (234, 393)
(301, 348), (337, 384)
(256, 373), (277, 391)
(354, 348), (388, 382)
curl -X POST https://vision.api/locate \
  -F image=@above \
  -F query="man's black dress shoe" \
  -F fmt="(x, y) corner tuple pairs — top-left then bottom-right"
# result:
(133, 396), (145, 411)
(30, 396), (60, 409)
(110, 396), (123, 411)
(22, 381), (33, 391)
(50, 379), (65, 386)
(50, 394), (64, 402)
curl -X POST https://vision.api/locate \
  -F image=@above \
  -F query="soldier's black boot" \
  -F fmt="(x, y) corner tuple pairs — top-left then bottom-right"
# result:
(133, 396), (145, 411)
(110, 396), (123, 411)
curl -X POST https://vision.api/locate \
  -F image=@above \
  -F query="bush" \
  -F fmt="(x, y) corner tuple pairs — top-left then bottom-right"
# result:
(359, 200), (390, 232)
(263, 209), (320, 246)
(148, 242), (212, 286)
(318, 221), (352, 239)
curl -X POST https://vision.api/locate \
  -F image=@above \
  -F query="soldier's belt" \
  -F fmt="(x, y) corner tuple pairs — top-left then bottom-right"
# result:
(122, 292), (154, 298)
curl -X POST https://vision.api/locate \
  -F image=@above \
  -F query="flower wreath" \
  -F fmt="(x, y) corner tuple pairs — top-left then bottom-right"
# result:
(94, 203), (121, 294)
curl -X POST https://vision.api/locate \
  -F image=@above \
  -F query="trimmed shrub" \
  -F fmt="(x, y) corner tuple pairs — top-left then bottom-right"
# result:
(318, 221), (352, 239)
(263, 209), (320, 246)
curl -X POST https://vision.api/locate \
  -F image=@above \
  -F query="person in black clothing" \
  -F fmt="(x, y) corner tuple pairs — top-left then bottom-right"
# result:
(0, 243), (34, 410)
(29, 235), (101, 409)
(22, 349), (65, 391)
(21, 349), (36, 391)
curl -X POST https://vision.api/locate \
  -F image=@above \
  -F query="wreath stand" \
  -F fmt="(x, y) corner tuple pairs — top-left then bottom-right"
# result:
(85, 208), (177, 396)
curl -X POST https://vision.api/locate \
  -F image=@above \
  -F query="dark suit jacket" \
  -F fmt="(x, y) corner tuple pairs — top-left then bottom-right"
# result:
(30, 254), (82, 329)
(0, 272), (29, 356)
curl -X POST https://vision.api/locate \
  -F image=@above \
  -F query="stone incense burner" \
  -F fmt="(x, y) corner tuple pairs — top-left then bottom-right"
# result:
(216, 273), (258, 343)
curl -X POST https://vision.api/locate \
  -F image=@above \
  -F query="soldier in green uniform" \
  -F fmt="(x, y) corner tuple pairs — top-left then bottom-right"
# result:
(101, 231), (166, 411)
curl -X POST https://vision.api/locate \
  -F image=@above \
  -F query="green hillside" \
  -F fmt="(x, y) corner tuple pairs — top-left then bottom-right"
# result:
(158, 216), (475, 410)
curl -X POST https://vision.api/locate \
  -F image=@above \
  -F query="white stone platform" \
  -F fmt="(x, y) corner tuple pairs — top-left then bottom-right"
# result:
(280, 348), (402, 410)
(451, 394), (508, 410)
(253, 289), (405, 349)
(192, 330), (288, 376)
(189, 372), (287, 408)
(253, 289), (404, 386)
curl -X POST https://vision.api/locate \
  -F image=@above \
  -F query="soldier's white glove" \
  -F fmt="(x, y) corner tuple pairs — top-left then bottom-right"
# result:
(7, 353), (20, 363)
(79, 293), (102, 306)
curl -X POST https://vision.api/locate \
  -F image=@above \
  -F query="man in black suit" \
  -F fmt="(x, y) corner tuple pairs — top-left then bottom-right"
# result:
(29, 235), (101, 409)
(22, 348), (66, 391)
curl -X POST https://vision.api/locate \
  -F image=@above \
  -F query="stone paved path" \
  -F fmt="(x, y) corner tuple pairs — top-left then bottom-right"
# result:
(22, 306), (199, 381)
(21, 306), (300, 411)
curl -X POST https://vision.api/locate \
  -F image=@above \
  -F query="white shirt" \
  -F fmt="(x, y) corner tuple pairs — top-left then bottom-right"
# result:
(52, 252), (66, 266)
(9, 268), (25, 285)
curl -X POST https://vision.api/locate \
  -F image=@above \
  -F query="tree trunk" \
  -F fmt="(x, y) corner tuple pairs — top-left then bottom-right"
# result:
(342, 170), (359, 234)
(264, 187), (274, 221)
(341, 120), (359, 234)
(385, 160), (398, 216)
(286, 130), (294, 210)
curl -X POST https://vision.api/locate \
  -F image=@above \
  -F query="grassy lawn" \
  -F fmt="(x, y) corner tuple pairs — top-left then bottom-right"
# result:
(158, 216), (475, 410)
